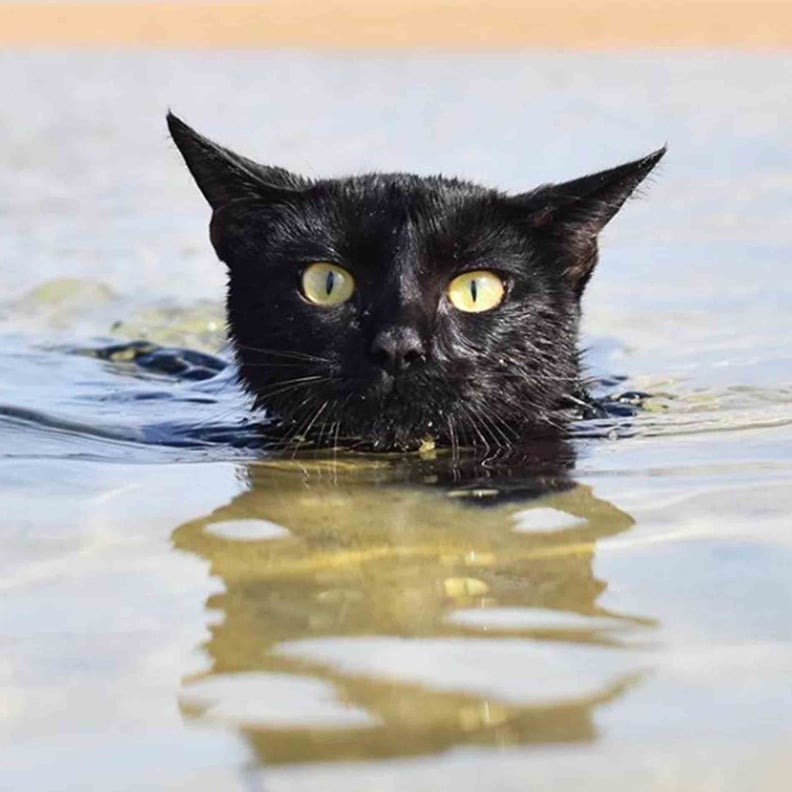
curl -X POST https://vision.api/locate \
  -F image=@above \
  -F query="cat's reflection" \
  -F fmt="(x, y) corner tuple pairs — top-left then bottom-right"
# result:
(172, 443), (647, 765)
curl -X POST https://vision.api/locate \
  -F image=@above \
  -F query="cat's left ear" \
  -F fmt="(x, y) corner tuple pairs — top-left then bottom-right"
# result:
(509, 147), (666, 293)
(167, 112), (308, 210)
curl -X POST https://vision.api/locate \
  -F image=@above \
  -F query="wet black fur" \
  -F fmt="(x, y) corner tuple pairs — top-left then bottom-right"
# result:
(167, 112), (664, 452)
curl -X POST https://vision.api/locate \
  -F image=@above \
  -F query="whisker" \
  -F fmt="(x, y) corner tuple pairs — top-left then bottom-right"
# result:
(240, 361), (323, 370)
(233, 343), (330, 363)
(478, 403), (518, 446)
(250, 376), (330, 402)
(298, 400), (330, 451)
(458, 403), (490, 454)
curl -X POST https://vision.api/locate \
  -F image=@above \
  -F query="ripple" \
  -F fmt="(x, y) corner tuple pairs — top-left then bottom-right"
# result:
(205, 519), (291, 541)
(181, 672), (376, 729)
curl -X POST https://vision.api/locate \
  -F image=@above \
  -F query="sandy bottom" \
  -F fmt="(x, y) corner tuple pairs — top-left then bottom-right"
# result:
(0, 0), (790, 48)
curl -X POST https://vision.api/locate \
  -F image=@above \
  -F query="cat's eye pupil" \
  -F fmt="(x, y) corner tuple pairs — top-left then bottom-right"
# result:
(447, 269), (504, 313)
(301, 262), (355, 306)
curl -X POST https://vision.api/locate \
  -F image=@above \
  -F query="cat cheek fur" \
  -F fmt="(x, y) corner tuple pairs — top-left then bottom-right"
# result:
(167, 113), (665, 451)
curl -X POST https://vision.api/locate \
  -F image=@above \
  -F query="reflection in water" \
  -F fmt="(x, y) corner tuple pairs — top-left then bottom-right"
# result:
(173, 442), (648, 766)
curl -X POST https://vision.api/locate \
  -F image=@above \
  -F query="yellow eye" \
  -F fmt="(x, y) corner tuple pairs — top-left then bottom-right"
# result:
(301, 262), (355, 306)
(447, 270), (505, 313)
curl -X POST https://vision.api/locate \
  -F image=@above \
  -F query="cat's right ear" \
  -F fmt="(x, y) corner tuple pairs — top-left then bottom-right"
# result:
(166, 112), (308, 210)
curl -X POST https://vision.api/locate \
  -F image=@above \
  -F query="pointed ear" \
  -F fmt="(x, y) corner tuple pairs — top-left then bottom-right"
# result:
(166, 112), (308, 210)
(509, 147), (666, 292)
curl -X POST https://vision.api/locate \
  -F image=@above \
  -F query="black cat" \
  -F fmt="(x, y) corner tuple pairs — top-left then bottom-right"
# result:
(168, 113), (663, 452)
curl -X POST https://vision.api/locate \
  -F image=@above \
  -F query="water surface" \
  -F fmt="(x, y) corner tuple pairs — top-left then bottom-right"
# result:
(1, 50), (791, 791)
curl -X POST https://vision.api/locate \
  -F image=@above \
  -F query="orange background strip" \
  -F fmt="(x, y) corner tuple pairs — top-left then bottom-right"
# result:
(0, 1), (790, 49)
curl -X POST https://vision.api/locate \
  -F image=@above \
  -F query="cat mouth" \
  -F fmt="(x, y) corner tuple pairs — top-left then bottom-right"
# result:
(363, 371), (406, 401)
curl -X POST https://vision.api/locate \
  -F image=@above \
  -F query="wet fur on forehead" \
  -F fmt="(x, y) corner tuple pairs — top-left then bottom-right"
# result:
(218, 174), (548, 282)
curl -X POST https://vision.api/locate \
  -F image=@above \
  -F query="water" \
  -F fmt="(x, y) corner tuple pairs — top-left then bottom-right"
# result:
(2, 51), (791, 790)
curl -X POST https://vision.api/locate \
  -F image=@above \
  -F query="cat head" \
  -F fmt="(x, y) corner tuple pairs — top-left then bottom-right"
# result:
(168, 112), (664, 451)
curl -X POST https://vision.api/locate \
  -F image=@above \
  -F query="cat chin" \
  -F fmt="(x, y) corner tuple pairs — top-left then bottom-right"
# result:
(342, 417), (440, 453)
(266, 405), (567, 454)
(270, 421), (571, 456)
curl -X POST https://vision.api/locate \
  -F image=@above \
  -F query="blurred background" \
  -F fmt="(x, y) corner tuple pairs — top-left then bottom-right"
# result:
(2, 0), (791, 48)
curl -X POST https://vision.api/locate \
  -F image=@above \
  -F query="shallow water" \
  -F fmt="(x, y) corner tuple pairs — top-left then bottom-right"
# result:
(2, 51), (792, 790)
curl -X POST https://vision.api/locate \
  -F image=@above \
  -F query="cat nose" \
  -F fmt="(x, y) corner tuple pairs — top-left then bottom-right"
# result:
(369, 328), (426, 374)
